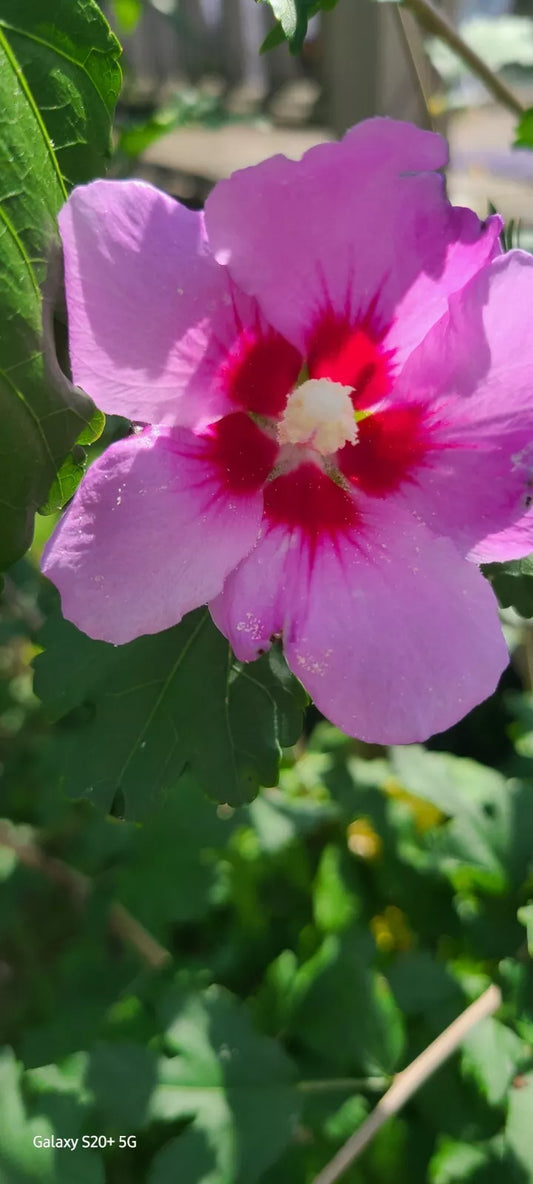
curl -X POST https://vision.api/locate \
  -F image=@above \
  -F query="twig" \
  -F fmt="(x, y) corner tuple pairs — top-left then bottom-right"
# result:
(0, 820), (171, 971)
(109, 901), (171, 970)
(312, 983), (502, 1184)
(401, 0), (525, 119)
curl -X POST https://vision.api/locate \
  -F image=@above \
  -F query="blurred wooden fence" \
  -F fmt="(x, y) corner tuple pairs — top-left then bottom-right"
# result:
(106, 0), (440, 133)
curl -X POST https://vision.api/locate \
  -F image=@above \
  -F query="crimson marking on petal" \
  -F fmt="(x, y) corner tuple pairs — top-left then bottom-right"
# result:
(205, 412), (278, 494)
(220, 327), (302, 417)
(264, 463), (359, 546)
(339, 403), (433, 496)
(307, 311), (393, 409)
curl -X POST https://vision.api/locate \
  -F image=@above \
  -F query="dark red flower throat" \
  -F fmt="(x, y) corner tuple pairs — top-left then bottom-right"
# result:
(208, 310), (432, 538)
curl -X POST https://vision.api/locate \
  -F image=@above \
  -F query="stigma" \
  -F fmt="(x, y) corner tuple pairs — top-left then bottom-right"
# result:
(277, 378), (358, 455)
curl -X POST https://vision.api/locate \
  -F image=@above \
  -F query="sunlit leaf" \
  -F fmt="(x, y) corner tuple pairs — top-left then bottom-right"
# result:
(0, 0), (120, 569)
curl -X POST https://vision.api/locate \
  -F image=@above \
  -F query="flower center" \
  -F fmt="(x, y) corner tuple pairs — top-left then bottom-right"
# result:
(277, 378), (358, 456)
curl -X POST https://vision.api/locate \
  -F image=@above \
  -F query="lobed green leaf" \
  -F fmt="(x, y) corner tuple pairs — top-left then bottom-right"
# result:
(34, 606), (307, 816)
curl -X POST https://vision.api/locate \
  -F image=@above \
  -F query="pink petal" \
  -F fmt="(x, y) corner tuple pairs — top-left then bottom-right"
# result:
(205, 118), (500, 368)
(392, 251), (533, 561)
(59, 180), (270, 429)
(42, 417), (274, 643)
(211, 498), (508, 744)
(470, 511), (533, 565)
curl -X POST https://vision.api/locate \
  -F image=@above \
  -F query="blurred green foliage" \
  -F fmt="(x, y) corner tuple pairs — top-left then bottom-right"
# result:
(516, 108), (533, 149)
(2, 1), (533, 1180)
(1, 551), (533, 1182)
(110, 0), (143, 35)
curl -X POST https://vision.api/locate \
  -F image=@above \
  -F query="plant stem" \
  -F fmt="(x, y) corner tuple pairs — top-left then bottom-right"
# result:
(0, 820), (171, 971)
(401, 0), (525, 119)
(311, 983), (501, 1184)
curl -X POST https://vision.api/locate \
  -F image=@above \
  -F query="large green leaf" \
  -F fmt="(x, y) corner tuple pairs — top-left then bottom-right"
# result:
(0, 0), (122, 187)
(34, 607), (306, 816)
(148, 985), (301, 1184)
(0, 0), (120, 570)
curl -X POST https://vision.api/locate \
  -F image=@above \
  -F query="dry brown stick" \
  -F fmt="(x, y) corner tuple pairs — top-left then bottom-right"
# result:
(109, 901), (171, 970)
(312, 983), (502, 1184)
(0, 820), (171, 971)
(401, 0), (525, 119)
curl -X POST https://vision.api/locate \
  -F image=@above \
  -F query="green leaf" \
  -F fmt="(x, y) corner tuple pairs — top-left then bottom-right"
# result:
(390, 746), (469, 815)
(313, 844), (358, 933)
(430, 1137), (502, 1184)
(516, 108), (533, 150)
(246, 790), (337, 855)
(390, 747), (533, 894)
(483, 554), (533, 618)
(261, 0), (340, 53)
(34, 607), (306, 816)
(505, 1072), (533, 1173)
(267, 0), (299, 38)
(0, 1), (118, 570)
(116, 773), (236, 935)
(87, 1041), (158, 1128)
(148, 985), (301, 1184)
(389, 952), (461, 1017)
(0, 1049), (49, 1183)
(290, 929), (405, 1075)
(149, 1128), (220, 1184)
(74, 408), (106, 448)
(260, 22), (287, 53)
(0, 1049), (103, 1183)
(0, 0), (122, 187)
(461, 1018), (527, 1107)
(38, 409), (106, 514)
(517, 903), (533, 955)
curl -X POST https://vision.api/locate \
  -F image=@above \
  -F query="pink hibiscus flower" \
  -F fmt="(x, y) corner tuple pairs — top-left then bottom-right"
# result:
(43, 118), (533, 744)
